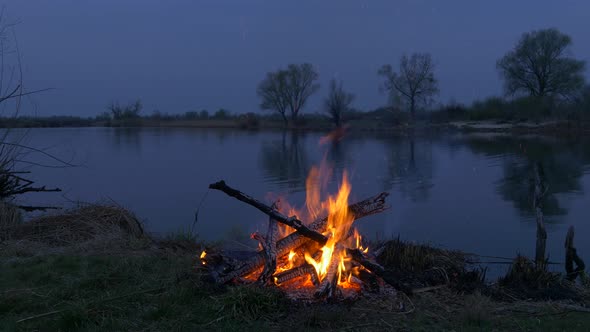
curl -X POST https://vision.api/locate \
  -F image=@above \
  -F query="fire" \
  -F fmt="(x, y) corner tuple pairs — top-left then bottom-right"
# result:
(288, 250), (296, 267)
(304, 170), (355, 284)
(354, 229), (369, 254)
(204, 127), (377, 297)
(200, 250), (207, 265)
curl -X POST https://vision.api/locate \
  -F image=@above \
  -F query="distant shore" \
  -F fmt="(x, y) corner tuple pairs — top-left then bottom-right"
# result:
(2, 117), (590, 136)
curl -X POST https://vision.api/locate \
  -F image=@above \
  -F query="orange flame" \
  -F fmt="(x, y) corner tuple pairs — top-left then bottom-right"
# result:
(304, 170), (355, 282)
(200, 250), (207, 265)
(354, 229), (369, 254)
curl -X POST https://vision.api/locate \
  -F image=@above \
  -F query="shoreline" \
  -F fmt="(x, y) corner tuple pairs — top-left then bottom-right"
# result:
(3, 119), (590, 138)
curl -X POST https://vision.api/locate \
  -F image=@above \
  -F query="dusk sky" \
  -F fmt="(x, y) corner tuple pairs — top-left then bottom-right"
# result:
(5, 0), (590, 117)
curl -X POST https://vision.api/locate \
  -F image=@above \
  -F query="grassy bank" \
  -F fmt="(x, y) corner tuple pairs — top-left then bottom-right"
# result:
(3, 254), (590, 331)
(1, 204), (590, 331)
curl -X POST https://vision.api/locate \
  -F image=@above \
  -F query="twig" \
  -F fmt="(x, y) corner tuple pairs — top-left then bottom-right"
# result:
(380, 318), (394, 329)
(16, 310), (64, 324)
(201, 314), (228, 327)
(412, 284), (447, 294)
(338, 323), (378, 331)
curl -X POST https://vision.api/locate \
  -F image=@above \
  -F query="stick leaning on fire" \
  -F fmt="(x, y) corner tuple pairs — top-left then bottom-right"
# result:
(201, 180), (405, 298)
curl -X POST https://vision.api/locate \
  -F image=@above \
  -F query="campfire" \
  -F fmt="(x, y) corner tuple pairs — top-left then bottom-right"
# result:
(200, 134), (394, 301)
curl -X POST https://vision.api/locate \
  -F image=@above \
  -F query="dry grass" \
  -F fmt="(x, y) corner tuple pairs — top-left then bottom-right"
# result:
(0, 202), (153, 256)
(497, 255), (589, 302)
(375, 238), (485, 292)
(0, 201), (23, 230)
(2, 203), (143, 244)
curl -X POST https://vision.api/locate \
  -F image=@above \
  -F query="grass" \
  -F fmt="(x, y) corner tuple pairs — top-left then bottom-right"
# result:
(1, 253), (589, 331)
(1, 205), (590, 331)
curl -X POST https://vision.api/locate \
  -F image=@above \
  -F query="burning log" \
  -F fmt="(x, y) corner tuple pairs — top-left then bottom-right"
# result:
(210, 193), (389, 284)
(257, 201), (280, 285)
(346, 248), (413, 294)
(274, 263), (320, 286)
(209, 180), (328, 244)
(315, 244), (344, 299)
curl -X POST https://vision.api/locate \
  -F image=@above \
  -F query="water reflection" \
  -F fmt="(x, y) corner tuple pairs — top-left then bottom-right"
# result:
(379, 134), (435, 202)
(462, 135), (590, 220)
(324, 139), (353, 175)
(112, 128), (141, 149)
(259, 131), (312, 192)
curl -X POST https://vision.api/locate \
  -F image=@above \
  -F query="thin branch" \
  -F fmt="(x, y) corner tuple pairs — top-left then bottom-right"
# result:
(2, 142), (77, 167)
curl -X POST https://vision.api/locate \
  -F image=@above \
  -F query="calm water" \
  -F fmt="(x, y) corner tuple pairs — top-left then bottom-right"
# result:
(16, 127), (590, 271)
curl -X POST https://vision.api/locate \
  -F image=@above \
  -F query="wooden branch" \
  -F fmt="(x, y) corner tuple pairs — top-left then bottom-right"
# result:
(2, 185), (62, 198)
(565, 226), (586, 281)
(211, 192), (388, 284)
(346, 248), (413, 294)
(0, 87), (54, 103)
(273, 263), (319, 286)
(209, 180), (328, 244)
(257, 201), (280, 285)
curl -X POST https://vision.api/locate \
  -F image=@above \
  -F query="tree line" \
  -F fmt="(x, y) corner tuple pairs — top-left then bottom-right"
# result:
(257, 28), (588, 127)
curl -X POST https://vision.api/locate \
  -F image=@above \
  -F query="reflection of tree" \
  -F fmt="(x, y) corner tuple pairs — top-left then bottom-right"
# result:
(215, 129), (231, 144)
(324, 140), (353, 174)
(259, 131), (311, 192)
(112, 128), (141, 149)
(380, 134), (434, 202)
(463, 135), (590, 219)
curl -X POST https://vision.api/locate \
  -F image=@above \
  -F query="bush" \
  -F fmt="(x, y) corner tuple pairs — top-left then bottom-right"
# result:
(213, 109), (230, 119)
(469, 97), (508, 121)
(237, 113), (260, 129)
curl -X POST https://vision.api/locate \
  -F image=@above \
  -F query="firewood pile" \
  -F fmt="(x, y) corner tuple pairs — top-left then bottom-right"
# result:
(199, 178), (406, 302)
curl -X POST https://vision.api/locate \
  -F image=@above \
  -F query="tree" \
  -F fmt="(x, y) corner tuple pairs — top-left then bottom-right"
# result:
(378, 53), (438, 122)
(108, 99), (142, 120)
(257, 63), (320, 126)
(497, 28), (586, 99)
(257, 70), (289, 125)
(324, 79), (354, 127)
(213, 108), (230, 119)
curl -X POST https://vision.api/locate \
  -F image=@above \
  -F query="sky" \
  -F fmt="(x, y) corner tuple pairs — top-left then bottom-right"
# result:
(3, 0), (590, 117)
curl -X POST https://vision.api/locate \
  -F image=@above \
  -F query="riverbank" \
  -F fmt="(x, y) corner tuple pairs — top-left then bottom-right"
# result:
(1, 204), (589, 331)
(3, 116), (590, 137)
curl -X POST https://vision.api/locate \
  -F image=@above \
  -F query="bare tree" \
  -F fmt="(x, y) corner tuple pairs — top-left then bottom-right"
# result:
(257, 63), (320, 126)
(0, 9), (64, 212)
(497, 28), (586, 99)
(284, 63), (320, 122)
(108, 99), (142, 120)
(324, 79), (354, 127)
(257, 70), (289, 126)
(378, 53), (439, 122)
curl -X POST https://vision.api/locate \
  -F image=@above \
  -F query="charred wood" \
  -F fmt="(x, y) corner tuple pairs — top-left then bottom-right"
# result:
(273, 263), (320, 286)
(346, 248), (413, 294)
(257, 201), (280, 285)
(209, 180), (328, 244)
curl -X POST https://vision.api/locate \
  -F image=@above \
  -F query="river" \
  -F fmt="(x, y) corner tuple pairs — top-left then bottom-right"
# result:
(15, 127), (590, 273)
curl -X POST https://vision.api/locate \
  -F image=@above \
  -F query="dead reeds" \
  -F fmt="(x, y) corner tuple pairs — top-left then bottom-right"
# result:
(0, 202), (144, 247)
